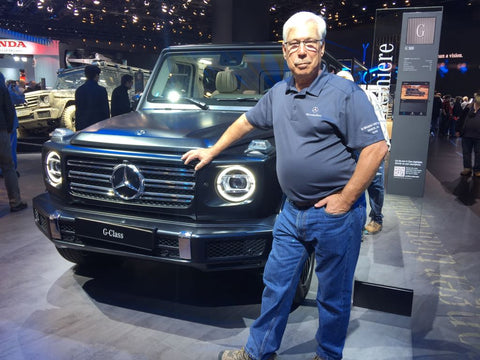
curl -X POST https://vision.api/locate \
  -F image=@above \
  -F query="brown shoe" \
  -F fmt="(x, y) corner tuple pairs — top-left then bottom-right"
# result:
(460, 168), (472, 176)
(364, 220), (382, 234)
(474, 171), (480, 177)
(312, 355), (326, 360)
(218, 348), (277, 360)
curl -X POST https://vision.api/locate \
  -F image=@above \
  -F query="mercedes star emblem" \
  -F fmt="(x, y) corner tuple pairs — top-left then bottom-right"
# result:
(110, 163), (145, 200)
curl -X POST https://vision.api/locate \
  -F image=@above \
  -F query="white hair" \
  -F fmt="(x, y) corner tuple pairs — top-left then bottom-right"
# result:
(336, 70), (354, 82)
(282, 11), (327, 42)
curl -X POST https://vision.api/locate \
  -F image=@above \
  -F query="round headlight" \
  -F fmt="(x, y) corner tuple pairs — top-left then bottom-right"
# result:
(40, 95), (50, 105)
(45, 151), (62, 187)
(216, 165), (256, 203)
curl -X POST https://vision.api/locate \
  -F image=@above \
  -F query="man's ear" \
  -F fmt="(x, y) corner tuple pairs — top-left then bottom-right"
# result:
(320, 42), (325, 56)
(282, 43), (288, 60)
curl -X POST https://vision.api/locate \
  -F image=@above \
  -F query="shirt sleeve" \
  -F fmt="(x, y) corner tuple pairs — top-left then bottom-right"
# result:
(343, 88), (385, 151)
(245, 85), (277, 130)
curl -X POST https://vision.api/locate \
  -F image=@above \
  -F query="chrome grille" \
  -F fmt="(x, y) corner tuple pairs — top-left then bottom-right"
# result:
(15, 94), (38, 109)
(67, 158), (195, 208)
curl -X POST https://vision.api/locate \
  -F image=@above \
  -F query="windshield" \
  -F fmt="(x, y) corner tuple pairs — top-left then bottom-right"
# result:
(146, 49), (290, 107)
(54, 68), (115, 91)
(55, 69), (85, 90)
(54, 67), (150, 97)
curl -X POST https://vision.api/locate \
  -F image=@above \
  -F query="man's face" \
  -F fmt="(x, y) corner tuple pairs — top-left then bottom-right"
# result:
(282, 20), (325, 86)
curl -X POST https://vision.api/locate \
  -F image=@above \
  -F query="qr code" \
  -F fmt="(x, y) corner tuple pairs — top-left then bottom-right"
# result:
(393, 166), (406, 177)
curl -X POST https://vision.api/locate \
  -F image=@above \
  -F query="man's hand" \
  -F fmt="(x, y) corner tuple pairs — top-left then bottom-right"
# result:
(315, 192), (352, 215)
(181, 114), (255, 172)
(181, 148), (214, 171)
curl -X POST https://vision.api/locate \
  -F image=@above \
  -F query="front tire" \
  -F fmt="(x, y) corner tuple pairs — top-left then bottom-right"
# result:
(61, 105), (76, 130)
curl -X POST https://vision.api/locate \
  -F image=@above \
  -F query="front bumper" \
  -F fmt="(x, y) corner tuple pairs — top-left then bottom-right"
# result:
(17, 107), (60, 129)
(33, 192), (274, 271)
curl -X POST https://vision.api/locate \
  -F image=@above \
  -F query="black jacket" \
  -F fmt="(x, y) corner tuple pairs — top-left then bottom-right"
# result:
(111, 84), (132, 117)
(457, 105), (480, 138)
(0, 86), (15, 133)
(74, 79), (110, 131)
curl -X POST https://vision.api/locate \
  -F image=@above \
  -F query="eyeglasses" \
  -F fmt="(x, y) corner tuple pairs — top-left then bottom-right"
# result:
(284, 39), (323, 53)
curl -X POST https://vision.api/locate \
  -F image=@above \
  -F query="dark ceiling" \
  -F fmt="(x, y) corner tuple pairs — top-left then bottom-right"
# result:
(0, 0), (477, 52)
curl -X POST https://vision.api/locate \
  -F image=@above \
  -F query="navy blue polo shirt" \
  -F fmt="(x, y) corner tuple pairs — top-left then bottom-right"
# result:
(245, 70), (385, 203)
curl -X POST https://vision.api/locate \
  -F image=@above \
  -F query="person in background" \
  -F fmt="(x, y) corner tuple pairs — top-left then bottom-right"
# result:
(0, 72), (27, 212)
(24, 80), (41, 93)
(6, 79), (25, 173)
(461, 96), (470, 110)
(456, 91), (480, 177)
(111, 74), (134, 117)
(451, 96), (463, 137)
(337, 70), (390, 235)
(440, 94), (453, 137)
(182, 11), (387, 360)
(74, 65), (110, 131)
(431, 92), (442, 136)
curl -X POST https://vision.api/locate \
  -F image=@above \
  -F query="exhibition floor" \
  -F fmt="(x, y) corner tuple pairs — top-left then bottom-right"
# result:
(1, 135), (479, 360)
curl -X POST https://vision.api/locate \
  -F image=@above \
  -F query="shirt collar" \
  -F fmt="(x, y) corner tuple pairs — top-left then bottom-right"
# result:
(285, 63), (328, 96)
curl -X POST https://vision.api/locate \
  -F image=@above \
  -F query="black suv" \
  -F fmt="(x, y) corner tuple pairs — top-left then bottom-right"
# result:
(33, 43), (344, 303)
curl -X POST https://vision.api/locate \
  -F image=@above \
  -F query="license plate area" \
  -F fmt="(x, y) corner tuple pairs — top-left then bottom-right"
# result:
(75, 218), (154, 251)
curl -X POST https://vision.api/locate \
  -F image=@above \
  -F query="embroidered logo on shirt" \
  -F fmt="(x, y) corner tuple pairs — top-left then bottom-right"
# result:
(306, 106), (322, 117)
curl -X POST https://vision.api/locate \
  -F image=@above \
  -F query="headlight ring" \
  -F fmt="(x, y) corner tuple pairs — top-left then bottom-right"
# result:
(216, 165), (256, 203)
(45, 151), (62, 187)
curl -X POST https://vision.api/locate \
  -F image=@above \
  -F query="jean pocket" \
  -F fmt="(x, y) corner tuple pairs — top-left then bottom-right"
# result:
(322, 208), (349, 218)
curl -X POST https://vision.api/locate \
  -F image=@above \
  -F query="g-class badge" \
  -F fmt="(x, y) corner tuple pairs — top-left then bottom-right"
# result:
(110, 162), (145, 200)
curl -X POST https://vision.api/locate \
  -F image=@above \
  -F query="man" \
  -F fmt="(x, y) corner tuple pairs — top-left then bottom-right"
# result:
(0, 72), (27, 212)
(74, 65), (110, 131)
(336, 70), (391, 234)
(183, 12), (387, 360)
(431, 92), (442, 136)
(0, 78), (25, 178)
(111, 74), (134, 117)
(7, 79), (25, 173)
(456, 91), (480, 177)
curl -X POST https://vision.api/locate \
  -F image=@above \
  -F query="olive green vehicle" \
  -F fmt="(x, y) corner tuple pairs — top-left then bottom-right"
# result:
(15, 61), (151, 137)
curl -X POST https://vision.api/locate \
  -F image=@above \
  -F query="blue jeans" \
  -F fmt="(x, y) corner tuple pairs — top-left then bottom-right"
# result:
(0, 130), (22, 207)
(245, 195), (366, 360)
(461, 137), (480, 172)
(367, 160), (385, 224)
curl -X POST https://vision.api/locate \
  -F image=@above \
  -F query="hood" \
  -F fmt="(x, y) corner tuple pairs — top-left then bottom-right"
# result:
(70, 109), (270, 152)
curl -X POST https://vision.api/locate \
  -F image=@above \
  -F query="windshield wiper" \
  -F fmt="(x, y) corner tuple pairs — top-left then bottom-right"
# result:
(149, 95), (209, 110)
(214, 97), (259, 102)
(184, 97), (209, 110)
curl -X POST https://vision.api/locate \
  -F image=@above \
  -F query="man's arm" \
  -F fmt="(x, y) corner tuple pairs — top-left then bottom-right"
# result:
(316, 140), (388, 214)
(182, 113), (254, 171)
(102, 87), (110, 118)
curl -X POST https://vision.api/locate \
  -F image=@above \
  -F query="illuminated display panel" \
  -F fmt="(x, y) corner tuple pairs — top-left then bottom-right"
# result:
(399, 81), (430, 116)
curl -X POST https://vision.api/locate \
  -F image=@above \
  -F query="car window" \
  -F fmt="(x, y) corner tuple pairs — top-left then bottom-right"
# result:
(146, 49), (290, 107)
(55, 69), (85, 90)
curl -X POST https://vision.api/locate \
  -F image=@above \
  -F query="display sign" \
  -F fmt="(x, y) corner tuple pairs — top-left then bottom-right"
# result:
(386, 8), (443, 197)
(0, 39), (59, 55)
(398, 81), (430, 116)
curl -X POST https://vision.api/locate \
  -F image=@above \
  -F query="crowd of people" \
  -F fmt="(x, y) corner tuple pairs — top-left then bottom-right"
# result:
(430, 92), (474, 138)
(430, 91), (480, 178)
